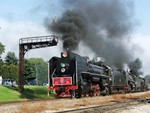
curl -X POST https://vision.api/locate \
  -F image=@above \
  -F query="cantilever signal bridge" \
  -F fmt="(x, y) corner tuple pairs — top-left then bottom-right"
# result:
(19, 35), (58, 92)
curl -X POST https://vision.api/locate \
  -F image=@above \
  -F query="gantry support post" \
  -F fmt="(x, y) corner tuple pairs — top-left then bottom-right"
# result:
(18, 44), (25, 93)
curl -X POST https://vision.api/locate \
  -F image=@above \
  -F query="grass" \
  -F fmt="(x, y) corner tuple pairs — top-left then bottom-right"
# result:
(0, 85), (54, 102)
(21, 86), (49, 99)
(0, 85), (22, 102)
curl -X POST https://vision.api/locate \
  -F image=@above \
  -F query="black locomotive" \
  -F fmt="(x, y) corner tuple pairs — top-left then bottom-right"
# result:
(111, 68), (147, 93)
(49, 52), (112, 97)
(49, 52), (147, 98)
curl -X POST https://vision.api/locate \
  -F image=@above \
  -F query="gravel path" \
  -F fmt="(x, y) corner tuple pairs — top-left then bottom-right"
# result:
(119, 104), (150, 113)
(0, 91), (150, 113)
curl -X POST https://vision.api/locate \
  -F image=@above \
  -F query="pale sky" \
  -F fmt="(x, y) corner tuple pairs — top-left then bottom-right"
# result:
(0, 0), (150, 75)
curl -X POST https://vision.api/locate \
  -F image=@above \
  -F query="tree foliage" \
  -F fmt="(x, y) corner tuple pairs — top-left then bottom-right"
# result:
(0, 42), (5, 66)
(0, 42), (5, 55)
(24, 59), (35, 82)
(0, 49), (18, 81)
(5, 52), (18, 65)
(0, 64), (18, 81)
(0, 44), (19, 82)
(24, 58), (48, 85)
(0, 58), (4, 66)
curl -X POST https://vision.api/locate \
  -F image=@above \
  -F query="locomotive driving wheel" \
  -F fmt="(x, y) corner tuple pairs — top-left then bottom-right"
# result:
(101, 87), (109, 96)
(70, 90), (76, 98)
(127, 85), (132, 93)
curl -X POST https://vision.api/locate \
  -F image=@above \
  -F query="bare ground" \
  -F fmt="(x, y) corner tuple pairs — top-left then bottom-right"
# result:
(0, 91), (150, 113)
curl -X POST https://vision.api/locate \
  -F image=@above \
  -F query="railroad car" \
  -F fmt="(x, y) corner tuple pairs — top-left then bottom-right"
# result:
(49, 52), (112, 98)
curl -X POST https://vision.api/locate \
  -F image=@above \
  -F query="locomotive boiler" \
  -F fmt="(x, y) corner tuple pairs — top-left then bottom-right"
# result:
(49, 52), (112, 98)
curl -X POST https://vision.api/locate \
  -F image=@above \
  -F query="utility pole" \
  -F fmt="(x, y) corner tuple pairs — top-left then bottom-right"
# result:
(35, 64), (38, 85)
(47, 62), (50, 97)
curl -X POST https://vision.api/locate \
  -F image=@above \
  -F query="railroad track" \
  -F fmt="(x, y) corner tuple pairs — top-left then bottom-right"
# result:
(56, 100), (143, 113)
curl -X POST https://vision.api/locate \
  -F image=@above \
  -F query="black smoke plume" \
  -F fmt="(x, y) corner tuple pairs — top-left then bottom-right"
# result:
(128, 58), (143, 76)
(47, 0), (135, 67)
(50, 10), (87, 50)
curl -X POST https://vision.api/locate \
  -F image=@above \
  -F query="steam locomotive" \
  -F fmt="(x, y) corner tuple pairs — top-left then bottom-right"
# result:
(49, 52), (147, 98)
(49, 52), (112, 98)
(111, 68), (146, 93)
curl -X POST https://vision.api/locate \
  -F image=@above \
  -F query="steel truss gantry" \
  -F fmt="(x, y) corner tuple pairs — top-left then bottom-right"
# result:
(19, 35), (58, 92)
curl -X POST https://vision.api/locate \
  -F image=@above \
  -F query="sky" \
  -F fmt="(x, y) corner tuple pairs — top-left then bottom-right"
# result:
(0, 0), (150, 75)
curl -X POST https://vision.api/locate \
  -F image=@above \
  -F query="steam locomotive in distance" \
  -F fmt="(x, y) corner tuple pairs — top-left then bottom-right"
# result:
(49, 52), (147, 98)
(111, 68), (147, 93)
(49, 52), (112, 98)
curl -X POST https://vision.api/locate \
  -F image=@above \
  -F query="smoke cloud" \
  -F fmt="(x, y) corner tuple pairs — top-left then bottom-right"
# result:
(128, 58), (143, 76)
(50, 10), (87, 50)
(47, 0), (135, 67)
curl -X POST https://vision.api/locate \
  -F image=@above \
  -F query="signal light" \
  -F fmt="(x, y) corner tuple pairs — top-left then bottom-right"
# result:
(60, 63), (65, 67)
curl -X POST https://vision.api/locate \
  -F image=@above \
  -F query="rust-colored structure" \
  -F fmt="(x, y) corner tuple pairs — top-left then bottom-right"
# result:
(19, 35), (58, 92)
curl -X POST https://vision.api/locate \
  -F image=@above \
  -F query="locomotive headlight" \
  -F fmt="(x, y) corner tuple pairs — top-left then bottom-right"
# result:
(62, 52), (68, 57)
(109, 78), (112, 81)
(61, 68), (66, 73)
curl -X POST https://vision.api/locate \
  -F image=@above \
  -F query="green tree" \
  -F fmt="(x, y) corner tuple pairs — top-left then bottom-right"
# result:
(8, 64), (18, 81)
(5, 52), (18, 65)
(0, 59), (4, 75)
(24, 58), (48, 85)
(1, 65), (9, 79)
(24, 59), (35, 83)
(0, 64), (18, 81)
(36, 60), (48, 85)
(0, 42), (5, 67)
(29, 58), (48, 85)
(0, 42), (5, 55)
